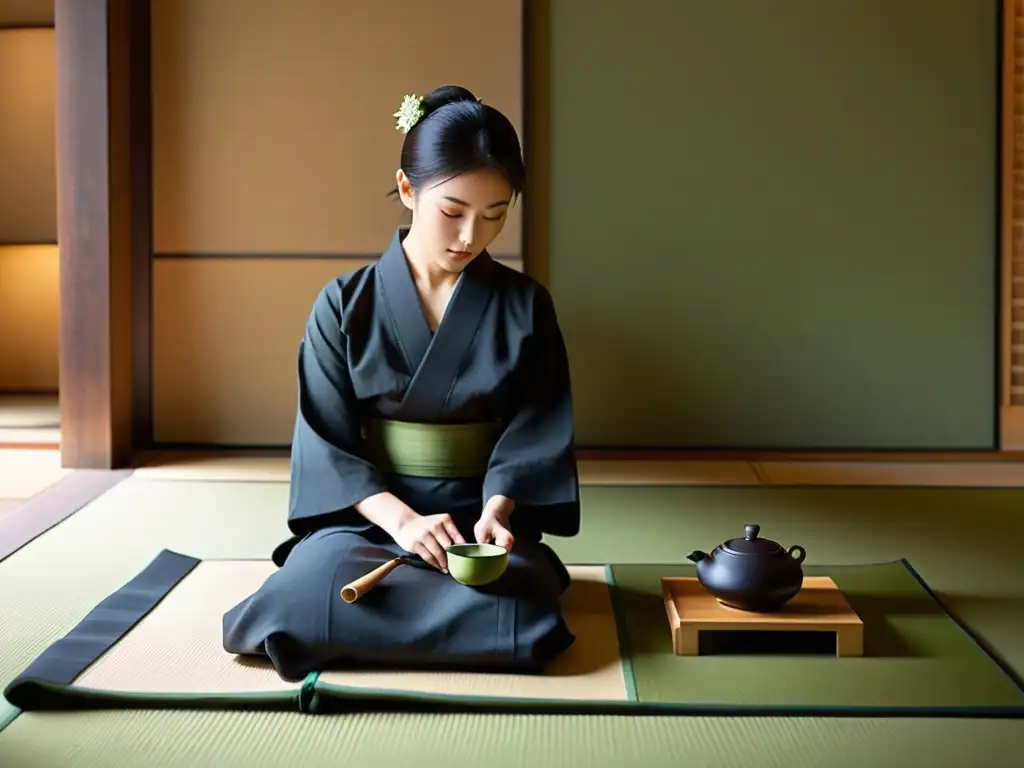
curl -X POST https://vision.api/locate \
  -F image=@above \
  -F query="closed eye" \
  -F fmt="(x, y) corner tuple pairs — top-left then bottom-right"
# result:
(441, 210), (505, 221)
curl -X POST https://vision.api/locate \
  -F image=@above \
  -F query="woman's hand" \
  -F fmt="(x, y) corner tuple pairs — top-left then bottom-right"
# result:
(355, 492), (465, 572)
(474, 495), (515, 552)
(392, 510), (466, 573)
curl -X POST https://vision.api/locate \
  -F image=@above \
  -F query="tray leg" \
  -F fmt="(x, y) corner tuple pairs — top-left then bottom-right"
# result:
(674, 627), (699, 655)
(836, 626), (864, 657)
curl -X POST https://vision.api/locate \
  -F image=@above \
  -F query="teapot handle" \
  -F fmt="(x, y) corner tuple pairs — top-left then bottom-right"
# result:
(787, 545), (806, 564)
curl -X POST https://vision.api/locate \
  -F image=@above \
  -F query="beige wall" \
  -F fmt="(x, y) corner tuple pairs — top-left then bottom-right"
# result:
(0, 27), (56, 244)
(151, 0), (525, 445)
(0, 246), (59, 391)
(0, 25), (58, 393)
(153, 257), (369, 444)
(152, 256), (521, 445)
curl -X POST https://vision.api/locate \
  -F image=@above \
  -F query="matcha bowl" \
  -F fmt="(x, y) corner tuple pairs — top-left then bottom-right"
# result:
(445, 543), (509, 586)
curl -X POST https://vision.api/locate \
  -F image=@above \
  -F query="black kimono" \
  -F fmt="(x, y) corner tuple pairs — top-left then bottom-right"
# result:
(222, 228), (581, 682)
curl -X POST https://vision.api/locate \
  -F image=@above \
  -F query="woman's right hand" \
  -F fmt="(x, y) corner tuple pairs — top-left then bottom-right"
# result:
(392, 511), (466, 572)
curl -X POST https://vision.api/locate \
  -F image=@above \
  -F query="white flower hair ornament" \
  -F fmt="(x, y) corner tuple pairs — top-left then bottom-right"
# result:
(394, 94), (425, 134)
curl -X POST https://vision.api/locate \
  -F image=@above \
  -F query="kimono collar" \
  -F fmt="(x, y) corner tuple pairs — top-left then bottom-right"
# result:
(377, 227), (497, 418)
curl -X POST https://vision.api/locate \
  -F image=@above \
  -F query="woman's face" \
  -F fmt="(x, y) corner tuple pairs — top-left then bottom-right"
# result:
(397, 167), (512, 273)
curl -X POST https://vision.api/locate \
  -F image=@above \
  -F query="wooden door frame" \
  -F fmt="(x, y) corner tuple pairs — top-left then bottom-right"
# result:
(1000, 0), (1024, 450)
(53, 0), (1022, 468)
(55, 0), (151, 469)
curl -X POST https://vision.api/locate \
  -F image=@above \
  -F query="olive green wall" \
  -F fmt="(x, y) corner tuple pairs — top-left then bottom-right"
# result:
(545, 0), (1000, 450)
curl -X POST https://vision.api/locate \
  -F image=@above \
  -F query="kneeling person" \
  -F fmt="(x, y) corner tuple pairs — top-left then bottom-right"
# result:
(222, 86), (581, 682)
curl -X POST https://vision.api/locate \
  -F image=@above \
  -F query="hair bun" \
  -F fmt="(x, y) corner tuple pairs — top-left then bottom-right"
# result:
(392, 83), (524, 203)
(421, 85), (480, 119)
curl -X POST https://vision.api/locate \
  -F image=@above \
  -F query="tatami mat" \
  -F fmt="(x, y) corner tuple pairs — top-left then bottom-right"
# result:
(132, 452), (291, 482)
(0, 449), (70, 499)
(1, 709), (1021, 768)
(0, 477), (290, 689)
(131, 451), (1024, 488)
(74, 559), (305, 696)
(318, 564), (626, 701)
(131, 453), (761, 485)
(20, 556), (626, 708)
(0, 709), (1017, 768)
(2, 475), (1024, 764)
(3, 477), (1023, 689)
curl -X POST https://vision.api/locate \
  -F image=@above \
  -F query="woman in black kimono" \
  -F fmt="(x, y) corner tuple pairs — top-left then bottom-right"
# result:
(222, 86), (581, 682)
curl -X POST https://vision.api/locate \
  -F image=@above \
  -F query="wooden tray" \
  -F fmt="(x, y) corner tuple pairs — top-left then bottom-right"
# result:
(662, 576), (864, 657)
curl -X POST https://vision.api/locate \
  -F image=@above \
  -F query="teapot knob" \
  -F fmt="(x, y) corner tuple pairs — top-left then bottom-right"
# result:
(744, 524), (760, 540)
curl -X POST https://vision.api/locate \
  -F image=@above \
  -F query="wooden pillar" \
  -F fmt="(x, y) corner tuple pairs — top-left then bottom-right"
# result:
(1002, 0), (1024, 450)
(54, 0), (151, 468)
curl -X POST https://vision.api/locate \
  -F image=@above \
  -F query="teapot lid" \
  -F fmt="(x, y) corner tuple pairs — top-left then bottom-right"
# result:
(722, 524), (782, 555)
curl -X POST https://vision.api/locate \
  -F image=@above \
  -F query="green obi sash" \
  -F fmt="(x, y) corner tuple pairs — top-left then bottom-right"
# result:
(364, 418), (502, 478)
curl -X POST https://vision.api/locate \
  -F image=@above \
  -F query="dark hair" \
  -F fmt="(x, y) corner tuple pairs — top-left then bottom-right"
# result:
(390, 85), (525, 201)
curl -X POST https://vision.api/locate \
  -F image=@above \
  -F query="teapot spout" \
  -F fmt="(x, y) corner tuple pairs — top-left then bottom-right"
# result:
(687, 550), (708, 563)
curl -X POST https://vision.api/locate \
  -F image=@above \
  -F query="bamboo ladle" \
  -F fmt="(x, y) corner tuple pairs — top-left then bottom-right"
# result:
(340, 556), (421, 603)
(340, 543), (510, 603)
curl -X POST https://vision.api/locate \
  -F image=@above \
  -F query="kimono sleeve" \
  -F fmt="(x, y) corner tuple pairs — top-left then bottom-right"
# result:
(483, 284), (581, 537)
(287, 281), (390, 535)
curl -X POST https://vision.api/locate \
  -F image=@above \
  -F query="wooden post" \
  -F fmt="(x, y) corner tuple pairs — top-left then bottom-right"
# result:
(54, 0), (151, 468)
(1002, 0), (1024, 449)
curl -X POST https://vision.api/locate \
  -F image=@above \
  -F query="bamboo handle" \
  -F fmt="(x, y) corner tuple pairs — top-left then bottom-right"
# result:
(340, 557), (406, 603)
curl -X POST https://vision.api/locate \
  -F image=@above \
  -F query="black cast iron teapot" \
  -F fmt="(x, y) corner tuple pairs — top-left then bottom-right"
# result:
(687, 524), (807, 612)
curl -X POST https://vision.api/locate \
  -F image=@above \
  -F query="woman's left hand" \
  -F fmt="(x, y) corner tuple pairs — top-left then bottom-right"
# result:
(475, 495), (515, 551)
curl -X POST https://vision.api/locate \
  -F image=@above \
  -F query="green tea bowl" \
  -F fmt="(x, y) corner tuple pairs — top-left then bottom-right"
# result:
(445, 543), (509, 586)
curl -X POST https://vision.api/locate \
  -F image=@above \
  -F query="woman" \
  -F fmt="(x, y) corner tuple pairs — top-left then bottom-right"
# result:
(222, 86), (581, 682)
